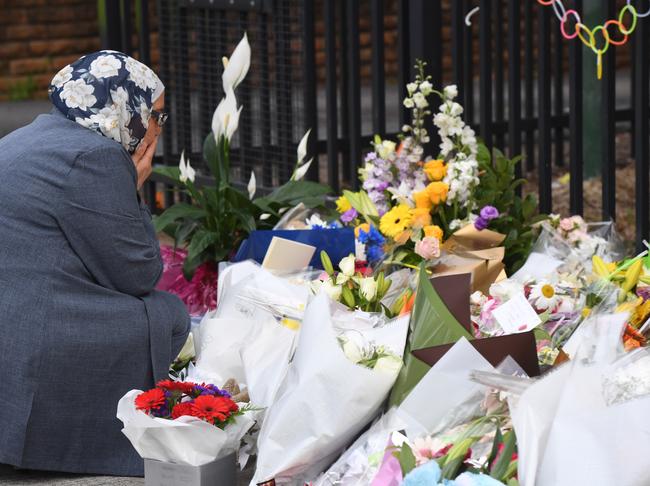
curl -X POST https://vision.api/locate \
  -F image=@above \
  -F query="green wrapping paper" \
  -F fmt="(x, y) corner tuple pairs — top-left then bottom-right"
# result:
(389, 264), (473, 406)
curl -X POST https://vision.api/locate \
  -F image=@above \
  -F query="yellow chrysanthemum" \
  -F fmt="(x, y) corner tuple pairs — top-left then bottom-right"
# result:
(379, 204), (413, 239)
(355, 223), (370, 238)
(427, 181), (449, 205)
(410, 207), (432, 229)
(336, 195), (352, 213)
(423, 159), (447, 181)
(413, 190), (433, 210)
(423, 224), (444, 241)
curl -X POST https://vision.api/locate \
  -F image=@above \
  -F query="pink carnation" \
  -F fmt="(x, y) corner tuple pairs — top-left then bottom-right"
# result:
(559, 217), (574, 232)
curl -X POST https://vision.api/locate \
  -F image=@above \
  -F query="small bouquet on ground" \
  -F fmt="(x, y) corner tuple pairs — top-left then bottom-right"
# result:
(117, 379), (256, 469)
(311, 251), (399, 316)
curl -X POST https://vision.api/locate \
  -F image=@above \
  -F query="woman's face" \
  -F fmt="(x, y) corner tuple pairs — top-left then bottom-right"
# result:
(132, 92), (164, 189)
(144, 93), (165, 147)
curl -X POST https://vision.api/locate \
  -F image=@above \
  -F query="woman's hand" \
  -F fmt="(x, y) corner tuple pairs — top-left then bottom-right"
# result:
(131, 137), (158, 189)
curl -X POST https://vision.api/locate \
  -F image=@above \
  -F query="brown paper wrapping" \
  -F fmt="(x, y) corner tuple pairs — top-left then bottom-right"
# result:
(434, 224), (507, 294)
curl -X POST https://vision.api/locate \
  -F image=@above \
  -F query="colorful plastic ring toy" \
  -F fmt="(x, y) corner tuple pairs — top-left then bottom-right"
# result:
(560, 9), (582, 40)
(619, 4), (639, 34)
(604, 19), (628, 46)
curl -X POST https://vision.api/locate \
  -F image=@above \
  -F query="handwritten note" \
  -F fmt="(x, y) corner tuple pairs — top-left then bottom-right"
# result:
(492, 292), (542, 334)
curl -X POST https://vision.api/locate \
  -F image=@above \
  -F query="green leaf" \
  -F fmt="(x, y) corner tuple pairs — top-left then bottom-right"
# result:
(343, 189), (379, 221)
(257, 180), (331, 208)
(182, 229), (219, 279)
(154, 204), (207, 233)
(152, 165), (181, 181)
(393, 443), (417, 476)
(490, 430), (517, 480)
(487, 426), (504, 469)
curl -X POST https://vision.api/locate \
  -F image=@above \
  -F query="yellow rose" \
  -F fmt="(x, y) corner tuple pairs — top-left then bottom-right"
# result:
(394, 230), (412, 245)
(423, 159), (447, 181)
(423, 224), (444, 241)
(336, 195), (352, 213)
(410, 207), (432, 229)
(427, 181), (449, 205)
(413, 190), (433, 210)
(355, 223), (370, 238)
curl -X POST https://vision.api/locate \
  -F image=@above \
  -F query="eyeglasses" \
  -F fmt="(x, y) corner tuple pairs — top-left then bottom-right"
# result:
(150, 109), (169, 127)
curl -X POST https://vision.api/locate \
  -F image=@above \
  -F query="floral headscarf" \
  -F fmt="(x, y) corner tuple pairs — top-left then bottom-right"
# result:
(48, 50), (164, 153)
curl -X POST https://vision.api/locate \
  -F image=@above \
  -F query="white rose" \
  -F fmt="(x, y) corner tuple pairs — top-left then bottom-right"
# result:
(60, 79), (96, 110)
(374, 355), (403, 375)
(359, 277), (378, 301)
(338, 254), (356, 277)
(444, 84), (458, 100)
(341, 337), (363, 364)
(89, 54), (122, 79)
(51, 65), (73, 88)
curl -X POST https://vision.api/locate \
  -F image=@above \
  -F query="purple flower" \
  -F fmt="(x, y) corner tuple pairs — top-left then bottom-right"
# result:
(340, 208), (358, 223)
(474, 216), (489, 231)
(479, 205), (499, 221)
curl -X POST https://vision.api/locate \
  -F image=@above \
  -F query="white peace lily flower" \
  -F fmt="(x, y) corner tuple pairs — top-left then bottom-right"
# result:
(291, 158), (312, 181)
(175, 333), (195, 363)
(321, 279), (342, 301)
(259, 213), (271, 220)
(444, 84), (458, 100)
(178, 150), (196, 183)
(339, 254), (356, 277)
(247, 171), (256, 199)
(296, 128), (311, 164)
(374, 355), (403, 375)
(60, 79), (96, 110)
(340, 337), (363, 364)
(211, 87), (242, 141)
(222, 33), (251, 92)
(89, 54), (122, 79)
(359, 277), (378, 301)
(51, 65), (73, 88)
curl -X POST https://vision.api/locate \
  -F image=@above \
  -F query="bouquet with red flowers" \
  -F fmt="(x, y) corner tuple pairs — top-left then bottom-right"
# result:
(133, 380), (243, 428)
(117, 379), (256, 467)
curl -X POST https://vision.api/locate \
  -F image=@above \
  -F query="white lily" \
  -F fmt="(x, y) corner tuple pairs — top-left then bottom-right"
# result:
(178, 150), (196, 183)
(222, 33), (251, 92)
(321, 279), (342, 301)
(211, 87), (242, 142)
(247, 170), (256, 199)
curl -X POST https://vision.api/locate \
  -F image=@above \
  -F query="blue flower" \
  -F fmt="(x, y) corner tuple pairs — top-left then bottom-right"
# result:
(367, 244), (384, 263)
(403, 460), (442, 486)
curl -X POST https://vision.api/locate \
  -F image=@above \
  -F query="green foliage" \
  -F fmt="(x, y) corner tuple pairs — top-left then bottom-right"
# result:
(153, 131), (330, 279)
(393, 442), (417, 476)
(9, 77), (37, 101)
(474, 146), (546, 274)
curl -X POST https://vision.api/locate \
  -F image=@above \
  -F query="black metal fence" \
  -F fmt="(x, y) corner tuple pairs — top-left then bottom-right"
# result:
(100, 0), (650, 249)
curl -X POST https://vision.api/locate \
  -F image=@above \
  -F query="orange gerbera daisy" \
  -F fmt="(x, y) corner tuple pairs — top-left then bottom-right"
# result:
(191, 395), (239, 424)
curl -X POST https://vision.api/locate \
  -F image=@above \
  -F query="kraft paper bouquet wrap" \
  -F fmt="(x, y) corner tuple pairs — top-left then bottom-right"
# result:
(252, 293), (410, 485)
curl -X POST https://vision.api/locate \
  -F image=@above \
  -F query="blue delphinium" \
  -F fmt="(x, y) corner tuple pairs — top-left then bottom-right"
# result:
(357, 225), (386, 263)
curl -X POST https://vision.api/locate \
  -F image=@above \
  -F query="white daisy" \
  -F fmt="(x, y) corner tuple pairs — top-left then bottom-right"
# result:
(51, 65), (73, 88)
(89, 54), (122, 79)
(59, 79), (96, 110)
(529, 282), (560, 311)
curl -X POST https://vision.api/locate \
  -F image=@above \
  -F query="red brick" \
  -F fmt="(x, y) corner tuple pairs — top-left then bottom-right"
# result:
(46, 21), (98, 38)
(0, 8), (29, 25)
(5, 24), (47, 40)
(9, 57), (53, 75)
(0, 41), (27, 59)
(30, 5), (96, 24)
(29, 37), (97, 57)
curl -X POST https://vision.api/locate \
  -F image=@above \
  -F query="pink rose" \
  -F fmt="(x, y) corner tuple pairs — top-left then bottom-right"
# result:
(415, 236), (441, 260)
(559, 217), (574, 232)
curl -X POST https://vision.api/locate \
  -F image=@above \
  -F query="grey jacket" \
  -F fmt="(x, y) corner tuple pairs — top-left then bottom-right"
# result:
(0, 110), (190, 476)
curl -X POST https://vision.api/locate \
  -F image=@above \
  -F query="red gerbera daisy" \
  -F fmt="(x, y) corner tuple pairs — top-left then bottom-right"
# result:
(135, 388), (166, 412)
(190, 395), (239, 424)
(156, 380), (196, 394)
(171, 401), (196, 419)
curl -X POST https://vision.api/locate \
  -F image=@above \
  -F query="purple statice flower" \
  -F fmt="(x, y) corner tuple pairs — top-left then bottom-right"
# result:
(479, 205), (499, 221)
(193, 383), (231, 398)
(474, 216), (489, 231)
(340, 208), (358, 223)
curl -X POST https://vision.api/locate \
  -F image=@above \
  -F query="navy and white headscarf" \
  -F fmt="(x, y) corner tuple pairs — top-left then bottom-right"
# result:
(48, 50), (165, 153)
